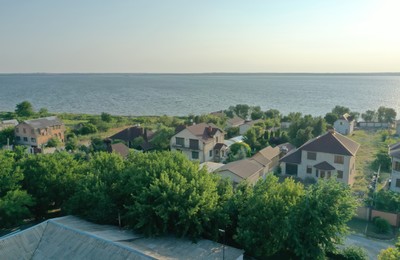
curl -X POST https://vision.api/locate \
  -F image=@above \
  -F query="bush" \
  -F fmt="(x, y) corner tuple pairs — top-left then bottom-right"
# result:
(373, 217), (391, 234)
(46, 137), (61, 148)
(341, 245), (368, 260)
(80, 123), (98, 135)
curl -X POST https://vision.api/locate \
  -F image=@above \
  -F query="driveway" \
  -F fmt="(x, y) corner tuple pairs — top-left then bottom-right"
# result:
(344, 233), (396, 259)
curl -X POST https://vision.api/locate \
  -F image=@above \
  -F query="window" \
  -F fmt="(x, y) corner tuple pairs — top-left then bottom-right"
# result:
(394, 161), (400, 171)
(23, 137), (28, 142)
(396, 179), (400, 188)
(189, 139), (199, 150)
(216, 137), (219, 143)
(175, 137), (184, 146)
(31, 138), (36, 143)
(334, 155), (344, 164)
(337, 170), (343, 179)
(192, 151), (199, 159)
(307, 152), (317, 160)
(320, 170), (326, 178)
(16, 136), (21, 141)
(306, 166), (312, 174)
(209, 150), (213, 157)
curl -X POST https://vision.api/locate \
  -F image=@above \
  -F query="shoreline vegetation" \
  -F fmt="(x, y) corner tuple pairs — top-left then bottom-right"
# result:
(1, 101), (399, 259)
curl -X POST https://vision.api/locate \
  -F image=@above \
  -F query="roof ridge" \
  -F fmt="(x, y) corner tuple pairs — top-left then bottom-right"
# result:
(331, 132), (358, 156)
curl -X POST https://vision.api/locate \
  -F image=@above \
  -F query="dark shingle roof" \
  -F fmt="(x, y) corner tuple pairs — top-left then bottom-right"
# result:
(214, 143), (227, 150)
(301, 131), (359, 156)
(389, 142), (400, 159)
(313, 161), (336, 170)
(280, 149), (302, 164)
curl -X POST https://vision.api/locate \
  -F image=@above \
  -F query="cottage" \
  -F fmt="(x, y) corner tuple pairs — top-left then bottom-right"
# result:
(251, 146), (281, 174)
(217, 159), (265, 185)
(333, 113), (355, 135)
(14, 116), (65, 149)
(280, 130), (360, 185)
(388, 142), (400, 192)
(170, 123), (226, 163)
(0, 119), (18, 131)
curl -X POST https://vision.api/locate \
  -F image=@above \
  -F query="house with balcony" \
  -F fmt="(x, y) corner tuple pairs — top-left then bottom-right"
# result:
(388, 142), (400, 192)
(280, 130), (360, 185)
(170, 123), (226, 163)
(14, 116), (65, 151)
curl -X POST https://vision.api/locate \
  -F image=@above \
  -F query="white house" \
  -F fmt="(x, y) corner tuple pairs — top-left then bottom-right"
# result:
(280, 130), (360, 185)
(333, 113), (355, 135)
(388, 142), (400, 193)
(170, 123), (227, 163)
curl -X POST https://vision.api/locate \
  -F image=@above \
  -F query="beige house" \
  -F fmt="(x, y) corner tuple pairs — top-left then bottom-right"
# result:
(388, 142), (400, 192)
(0, 119), (19, 131)
(15, 116), (65, 149)
(334, 113), (355, 135)
(280, 130), (360, 185)
(216, 145), (280, 185)
(170, 123), (227, 163)
(226, 116), (245, 129)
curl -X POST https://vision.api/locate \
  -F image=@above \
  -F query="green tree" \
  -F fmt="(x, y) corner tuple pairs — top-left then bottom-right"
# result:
(0, 127), (15, 146)
(361, 110), (376, 122)
(38, 108), (49, 117)
(235, 175), (305, 258)
(0, 189), (35, 228)
(15, 101), (34, 117)
(265, 109), (281, 119)
(80, 123), (98, 135)
(243, 126), (264, 151)
(312, 117), (326, 137)
(150, 126), (174, 150)
(101, 112), (112, 122)
(231, 104), (250, 119)
(46, 137), (61, 148)
(225, 126), (240, 139)
(332, 105), (350, 117)
(377, 106), (397, 123)
(324, 112), (338, 125)
(378, 238), (400, 260)
(250, 106), (264, 120)
(294, 127), (313, 147)
(121, 152), (222, 238)
(289, 178), (358, 259)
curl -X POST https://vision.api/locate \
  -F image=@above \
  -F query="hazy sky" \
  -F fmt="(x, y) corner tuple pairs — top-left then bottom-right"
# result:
(1, 0), (399, 73)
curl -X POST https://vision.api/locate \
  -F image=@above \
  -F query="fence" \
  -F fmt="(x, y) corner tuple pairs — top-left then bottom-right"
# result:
(355, 206), (400, 227)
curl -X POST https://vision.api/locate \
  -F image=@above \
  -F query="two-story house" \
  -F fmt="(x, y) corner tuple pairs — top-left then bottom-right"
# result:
(15, 116), (65, 149)
(388, 142), (400, 192)
(170, 123), (227, 163)
(334, 113), (355, 135)
(280, 130), (360, 185)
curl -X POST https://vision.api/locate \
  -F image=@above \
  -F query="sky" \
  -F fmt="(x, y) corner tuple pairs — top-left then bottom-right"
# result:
(1, 0), (399, 73)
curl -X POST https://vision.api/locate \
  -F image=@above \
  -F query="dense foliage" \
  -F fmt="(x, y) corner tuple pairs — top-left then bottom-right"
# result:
(378, 238), (400, 260)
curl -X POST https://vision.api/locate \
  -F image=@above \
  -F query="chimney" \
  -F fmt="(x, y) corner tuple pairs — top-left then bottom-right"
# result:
(207, 125), (213, 136)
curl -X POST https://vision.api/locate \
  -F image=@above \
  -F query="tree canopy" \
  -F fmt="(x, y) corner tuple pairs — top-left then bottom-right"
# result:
(15, 101), (34, 117)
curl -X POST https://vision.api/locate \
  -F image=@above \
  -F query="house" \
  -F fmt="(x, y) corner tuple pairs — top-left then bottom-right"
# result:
(251, 146), (281, 174)
(226, 116), (245, 129)
(0, 119), (18, 131)
(14, 116), (65, 149)
(334, 113), (355, 135)
(200, 161), (225, 172)
(388, 142), (400, 192)
(217, 159), (265, 185)
(109, 126), (154, 151)
(280, 130), (360, 185)
(239, 119), (264, 134)
(0, 216), (244, 260)
(170, 123), (226, 163)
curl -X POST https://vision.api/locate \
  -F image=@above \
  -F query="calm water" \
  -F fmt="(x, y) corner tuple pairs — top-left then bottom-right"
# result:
(0, 74), (399, 117)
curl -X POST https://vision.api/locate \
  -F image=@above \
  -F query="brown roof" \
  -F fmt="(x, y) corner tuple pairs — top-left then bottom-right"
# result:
(218, 159), (263, 179)
(301, 130), (359, 156)
(214, 143), (227, 150)
(280, 131), (359, 164)
(251, 146), (280, 166)
(109, 143), (130, 158)
(314, 161), (336, 170)
(185, 123), (223, 143)
(227, 116), (245, 126)
(109, 126), (154, 142)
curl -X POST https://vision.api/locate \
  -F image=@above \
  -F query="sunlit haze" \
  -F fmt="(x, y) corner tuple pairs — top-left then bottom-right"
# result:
(1, 0), (399, 73)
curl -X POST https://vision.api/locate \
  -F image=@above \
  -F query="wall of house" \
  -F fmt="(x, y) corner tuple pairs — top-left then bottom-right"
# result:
(298, 150), (353, 185)
(334, 120), (350, 135)
(217, 169), (261, 186)
(390, 158), (400, 193)
(15, 123), (65, 147)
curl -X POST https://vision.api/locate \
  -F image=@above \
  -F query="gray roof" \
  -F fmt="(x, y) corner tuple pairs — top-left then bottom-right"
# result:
(0, 216), (243, 260)
(23, 116), (63, 129)
(1, 119), (18, 125)
(389, 142), (400, 159)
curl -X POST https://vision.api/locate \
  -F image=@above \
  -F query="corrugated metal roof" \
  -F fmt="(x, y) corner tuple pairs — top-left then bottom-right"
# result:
(0, 216), (243, 260)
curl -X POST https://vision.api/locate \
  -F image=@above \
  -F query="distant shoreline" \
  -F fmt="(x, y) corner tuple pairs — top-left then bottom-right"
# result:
(1, 72), (400, 76)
